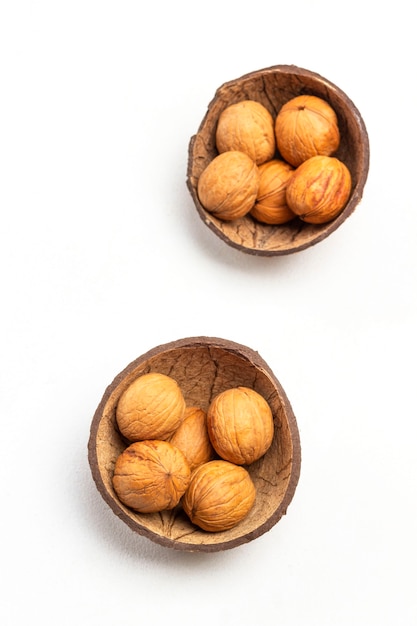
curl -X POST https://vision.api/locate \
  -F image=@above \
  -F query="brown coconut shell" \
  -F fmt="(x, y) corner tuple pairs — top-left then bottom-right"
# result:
(88, 336), (301, 552)
(187, 64), (370, 256)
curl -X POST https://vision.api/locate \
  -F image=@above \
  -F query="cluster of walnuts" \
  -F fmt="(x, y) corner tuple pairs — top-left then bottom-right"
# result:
(112, 372), (274, 532)
(197, 95), (352, 225)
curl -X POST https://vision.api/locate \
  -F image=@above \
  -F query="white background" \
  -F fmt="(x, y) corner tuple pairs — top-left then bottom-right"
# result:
(1, 1), (416, 624)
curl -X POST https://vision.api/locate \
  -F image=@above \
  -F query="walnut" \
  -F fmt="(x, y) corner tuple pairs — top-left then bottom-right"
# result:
(207, 386), (274, 465)
(275, 95), (340, 167)
(112, 440), (191, 513)
(182, 459), (256, 531)
(250, 158), (296, 224)
(169, 406), (216, 472)
(197, 151), (259, 221)
(116, 372), (186, 442)
(216, 100), (276, 165)
(286, 155), (352, 224)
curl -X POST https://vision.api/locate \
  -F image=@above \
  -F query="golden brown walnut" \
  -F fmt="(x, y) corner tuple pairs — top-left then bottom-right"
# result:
(169, 406), (216, 473)
(250, 159), (296, 224)
(116, 372), (186, 442)
(275, 95), (340, 167)
(286, 155), (352, 224)
(197, 151), (260, 221)
(182, 460), (256, 532)
(215, 100), (276, 165)
(112, 440), (191, 513)
(207, 386), (274, 465)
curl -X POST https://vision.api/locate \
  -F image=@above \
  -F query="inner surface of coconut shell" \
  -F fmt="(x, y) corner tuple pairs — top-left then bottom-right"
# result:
(187, 64), (370, 256)
(88, 337), (301, 552)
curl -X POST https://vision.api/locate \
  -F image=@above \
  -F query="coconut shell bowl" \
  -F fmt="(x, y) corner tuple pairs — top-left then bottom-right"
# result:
(187, 64), (370, 256)
(88, 336), (301, 552)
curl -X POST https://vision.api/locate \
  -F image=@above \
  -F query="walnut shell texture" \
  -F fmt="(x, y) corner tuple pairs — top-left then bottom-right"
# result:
(197, 151), (259, 221)
(112, 440), (191, 513)
(250, 159), (296, 225)
(182, 460), (256, 532)
(116, 372), (186, 442)
(169, 406), (216, 472)
(216, 99), (276, 165)
(286, 155), (352, 224)
(207, 386), (274, 465)
(275, 94), (340, 167)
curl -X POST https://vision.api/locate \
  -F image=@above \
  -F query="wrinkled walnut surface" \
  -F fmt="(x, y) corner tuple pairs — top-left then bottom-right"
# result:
(116, 372), (186, 442)
(182, 460), (256, 532)
(286, 155), (352, 224)
(113, 440), (191, 513)
(215, 99), (276, 165)
(169, 406), (215, 472)
(197, 150), (260, 221)
(88, 336), (301, 552)
(251, 159), (295, 225)
(275, 94), (340, 167)
(207, 386), (274, 465)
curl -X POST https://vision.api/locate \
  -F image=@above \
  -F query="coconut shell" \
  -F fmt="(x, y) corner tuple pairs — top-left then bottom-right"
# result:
(88, 336), (301, 552)
(187, 64), (370, 256)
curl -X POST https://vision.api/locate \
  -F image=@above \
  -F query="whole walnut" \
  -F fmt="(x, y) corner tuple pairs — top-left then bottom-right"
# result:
(216, 100), (276, 165)
(182, 459), (256, 532)
(207, 386), (274, 465)
(250, 159), (296, 225)
(275, 95), (340, 167)
(112, 439), (191, 513)
(169, 406), (216, 472)
(197, 151), (260, 221)
(116, 372), (186, 442)
(286, 155), (352, 224)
